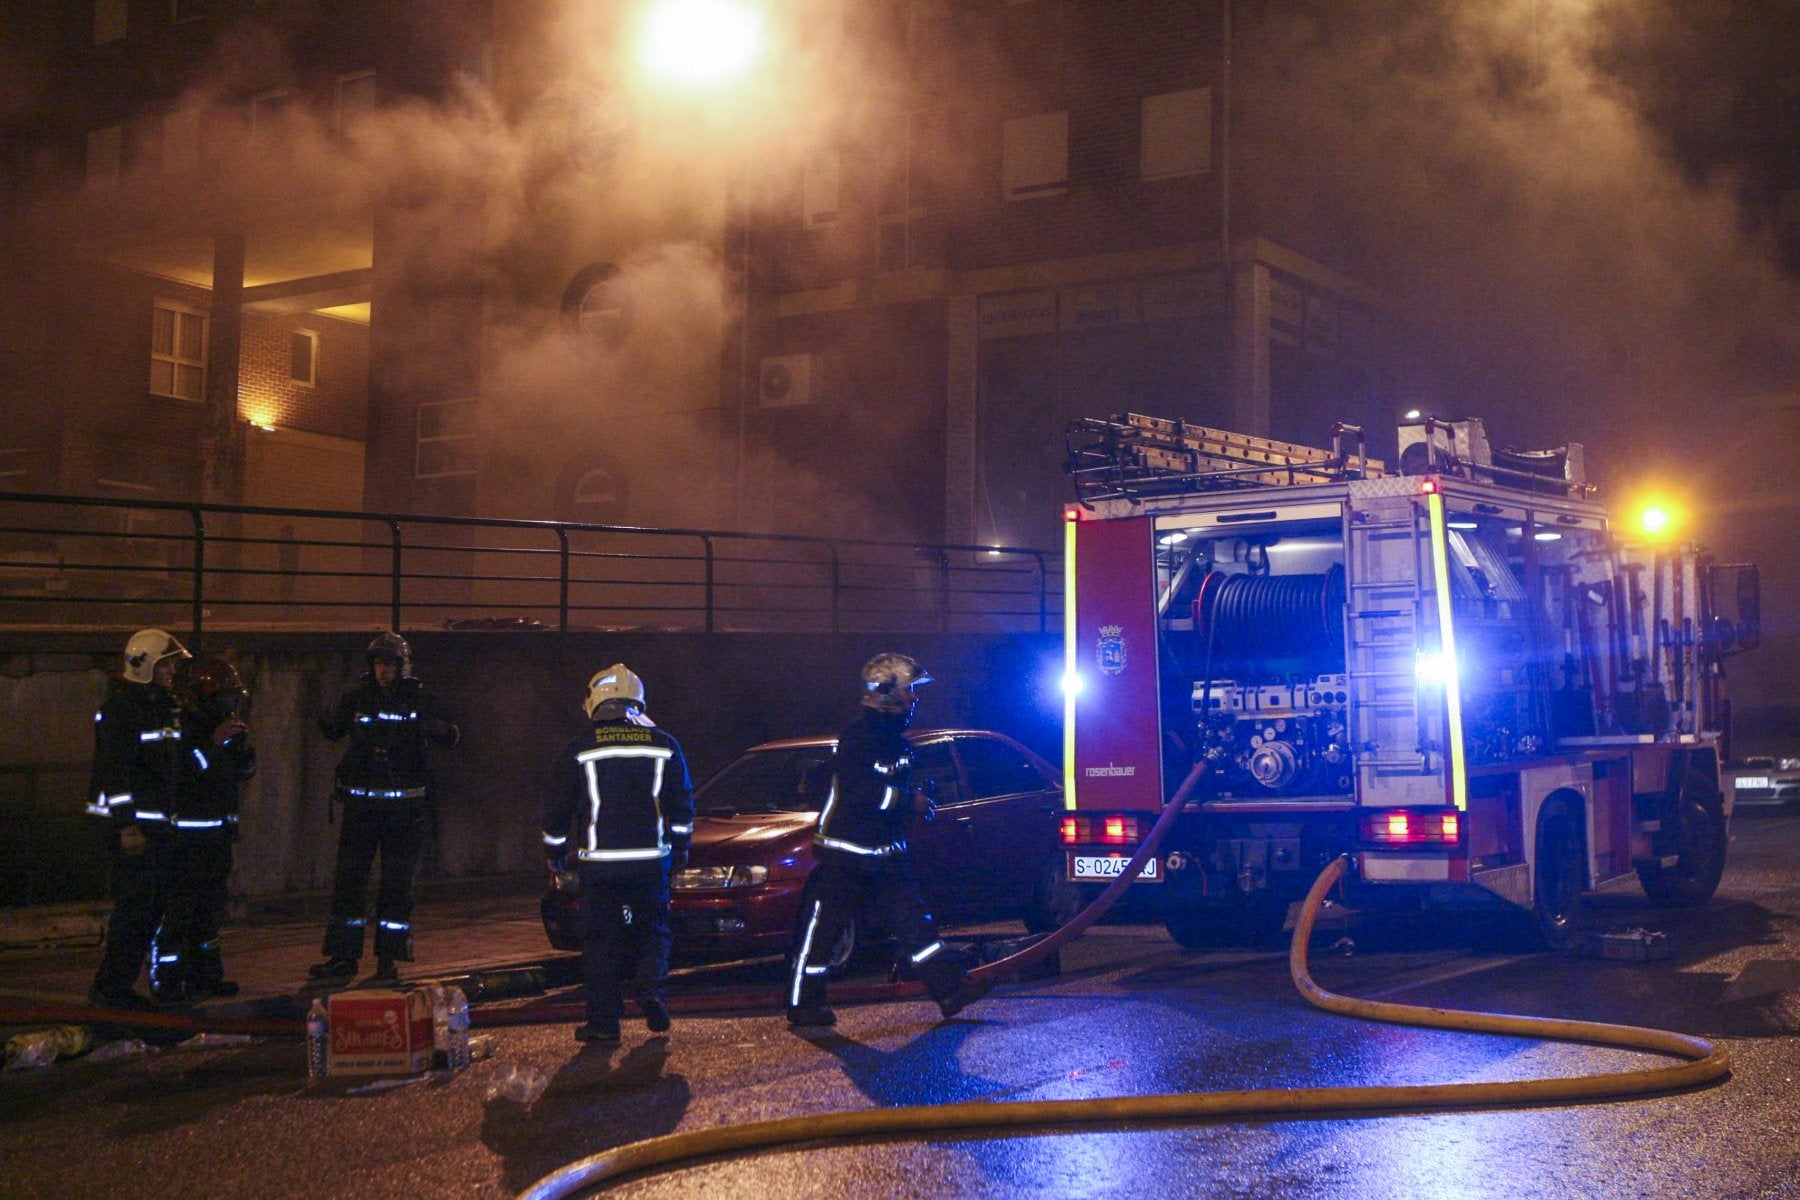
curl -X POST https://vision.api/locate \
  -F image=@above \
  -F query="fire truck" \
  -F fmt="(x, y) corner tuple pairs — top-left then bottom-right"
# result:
(1058, 412), (1761, 948)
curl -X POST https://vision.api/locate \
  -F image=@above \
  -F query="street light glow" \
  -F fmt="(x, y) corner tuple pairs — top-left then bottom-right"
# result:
(638, 0), (765, 90)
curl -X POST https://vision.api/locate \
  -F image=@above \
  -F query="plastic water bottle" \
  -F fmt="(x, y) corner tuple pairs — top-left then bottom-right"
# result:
(445, 986), (471, 1072)
(305, 998), (329, 1082)
(424, 983), (449, 1067)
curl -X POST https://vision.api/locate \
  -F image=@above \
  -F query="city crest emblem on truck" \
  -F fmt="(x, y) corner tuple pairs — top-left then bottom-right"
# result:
(1096, 625), (1127, 675)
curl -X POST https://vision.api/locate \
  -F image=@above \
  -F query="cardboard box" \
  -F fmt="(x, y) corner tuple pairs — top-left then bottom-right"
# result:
(326, 988), (433, 1076)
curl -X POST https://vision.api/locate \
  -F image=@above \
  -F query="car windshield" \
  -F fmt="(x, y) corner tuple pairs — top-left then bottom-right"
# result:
(694, 744), (838, 815)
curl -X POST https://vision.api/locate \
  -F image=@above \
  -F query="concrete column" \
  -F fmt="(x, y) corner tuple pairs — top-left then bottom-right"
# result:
(203, 230), (246, 504)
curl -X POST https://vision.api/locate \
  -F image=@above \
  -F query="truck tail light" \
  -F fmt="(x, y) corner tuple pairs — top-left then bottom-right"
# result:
(1361, 808), (1460, 846)
(1061, 814), (1147, 845)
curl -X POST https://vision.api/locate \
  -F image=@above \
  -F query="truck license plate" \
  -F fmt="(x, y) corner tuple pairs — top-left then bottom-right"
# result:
(1736, 776), (1770, 790)
(1069, 852), (1161, 883)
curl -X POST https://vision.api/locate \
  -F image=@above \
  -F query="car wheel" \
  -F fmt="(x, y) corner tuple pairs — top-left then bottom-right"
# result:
(1529, 798), (1585, 950)
(1637, 771), (1728, 908)
(1023, 851), (1083, 933)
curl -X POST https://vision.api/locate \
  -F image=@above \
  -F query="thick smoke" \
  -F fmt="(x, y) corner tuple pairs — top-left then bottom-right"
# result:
(1237, 0), (1799, 699)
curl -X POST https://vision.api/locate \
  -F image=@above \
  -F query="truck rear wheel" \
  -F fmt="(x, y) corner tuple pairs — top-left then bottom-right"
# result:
(1637, 771), (1727, 908)
(1530, 799), (1586, 950)
(1023, 852), (1083, 933)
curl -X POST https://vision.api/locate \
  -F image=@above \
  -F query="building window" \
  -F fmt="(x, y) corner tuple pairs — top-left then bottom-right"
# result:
(123, 114), (163, 175)
(290, 330), (318, 387)
(335, 71), (377, 135)
(163, 107), (202, 174)
(1001, 111), (1068, 200)
(248, 90), (291, 146)
(86, 125), (122, 188)
(803, 150), (840, 229)
(150, 301), (208, 402)
(94, 0), (128, 43)
(1141, 88), (1211, 181)
(415, 399), (479, 479)
(169, 0), (204, 24)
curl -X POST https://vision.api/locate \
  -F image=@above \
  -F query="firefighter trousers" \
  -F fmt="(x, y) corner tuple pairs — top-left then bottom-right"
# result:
(577, 868), (672, 1026)
(322, 795), (427, 962)
(153, 831), (233, 994)
(788, 856), (963, 1013)
(92, 834), (171, 999)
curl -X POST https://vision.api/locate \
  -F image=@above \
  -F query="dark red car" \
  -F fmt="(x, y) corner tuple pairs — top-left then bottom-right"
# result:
(542, 729), (1077, 967)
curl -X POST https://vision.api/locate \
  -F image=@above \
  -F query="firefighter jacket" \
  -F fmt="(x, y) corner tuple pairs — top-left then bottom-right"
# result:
(179, 703), (257, 833)
(320, 676), (459, 800)
(813, 708), (916, 864)
(542, 717), (694, 876)
(86, 678), (197, 834)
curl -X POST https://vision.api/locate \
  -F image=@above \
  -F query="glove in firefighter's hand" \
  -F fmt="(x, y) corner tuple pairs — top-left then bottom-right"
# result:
(546, 855), (567, 876)
(118, 824), (148, 857)
(912, 782), (938, 822)
(211, 716), (248, 746)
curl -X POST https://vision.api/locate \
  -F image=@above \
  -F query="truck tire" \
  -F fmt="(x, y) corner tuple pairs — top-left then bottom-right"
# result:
(1023, 852), (1083, 933)
(1530, 799), (1586, 950)
(1637, 771), (1728, 908)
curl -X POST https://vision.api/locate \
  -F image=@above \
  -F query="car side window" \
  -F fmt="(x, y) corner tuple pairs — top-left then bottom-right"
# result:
(958, 736), (1049, 799)
(911, 741), (964, 804)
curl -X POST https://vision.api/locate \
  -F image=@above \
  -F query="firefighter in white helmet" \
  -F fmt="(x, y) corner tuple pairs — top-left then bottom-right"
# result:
(786, 653), (990, 1027)
(86, 630), (194, 1010)
(542, 664), (694, 1043)
(308, 632), (459, 984)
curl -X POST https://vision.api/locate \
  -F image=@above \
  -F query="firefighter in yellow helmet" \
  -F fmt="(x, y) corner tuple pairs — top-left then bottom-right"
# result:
(542, 664), (694, 1043)
(786, 654), (990, 1028)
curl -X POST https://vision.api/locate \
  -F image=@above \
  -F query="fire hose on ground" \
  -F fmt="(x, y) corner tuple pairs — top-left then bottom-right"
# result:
(513, 761), (1729, 1200)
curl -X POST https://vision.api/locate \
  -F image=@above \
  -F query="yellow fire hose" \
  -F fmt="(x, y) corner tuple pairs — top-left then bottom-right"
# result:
(517, 849), (1729, 1200)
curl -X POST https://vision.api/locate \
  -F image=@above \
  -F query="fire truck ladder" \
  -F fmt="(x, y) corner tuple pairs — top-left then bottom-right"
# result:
(1064, 413), (1385, 505)
(1344, 493), (1447, 800)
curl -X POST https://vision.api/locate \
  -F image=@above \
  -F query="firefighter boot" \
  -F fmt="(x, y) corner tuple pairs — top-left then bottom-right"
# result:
(307, 957), (358, 982)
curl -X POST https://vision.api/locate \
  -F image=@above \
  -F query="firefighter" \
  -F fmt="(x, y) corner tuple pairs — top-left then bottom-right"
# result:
(86, 629), (192, 1011)
(786, 653), (990, 1028)
(151, 658), (255, 1001)
(308, 632), (459, 984)
(542, 664), (693, 1043)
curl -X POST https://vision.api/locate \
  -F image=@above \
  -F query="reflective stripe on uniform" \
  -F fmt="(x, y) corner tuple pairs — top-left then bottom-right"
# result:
(139, 728), (181, 743)
(574, 846), (668, 862)
(173, 818), (225, 829)
(790, 899), (823, 1008)
(910, 940), (945, 964)
(813, 835), (905, 857)
(542, 833), (568, 847)
(343, 786), (428, 799)
(576, 745), (675, 860)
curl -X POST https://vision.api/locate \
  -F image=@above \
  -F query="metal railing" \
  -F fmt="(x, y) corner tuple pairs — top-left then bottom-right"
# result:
(0, 491), (1061, 645)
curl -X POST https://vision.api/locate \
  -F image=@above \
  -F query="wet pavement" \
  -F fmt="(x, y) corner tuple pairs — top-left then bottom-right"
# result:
(5, 815), (1800, 1199)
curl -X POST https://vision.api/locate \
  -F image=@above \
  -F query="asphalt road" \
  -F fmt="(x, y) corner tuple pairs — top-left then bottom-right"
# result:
(5, 814), (1800, 1199)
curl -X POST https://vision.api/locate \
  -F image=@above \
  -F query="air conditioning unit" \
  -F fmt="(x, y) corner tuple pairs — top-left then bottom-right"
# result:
(757, 354), (814, 409)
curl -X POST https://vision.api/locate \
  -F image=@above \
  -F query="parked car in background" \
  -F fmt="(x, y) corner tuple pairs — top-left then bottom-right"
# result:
(543, 729), (1077, 966)
(1727, 704), (1800, 811)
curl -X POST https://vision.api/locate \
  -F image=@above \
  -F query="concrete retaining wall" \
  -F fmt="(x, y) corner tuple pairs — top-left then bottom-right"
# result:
(0, 630), (1063, 906)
